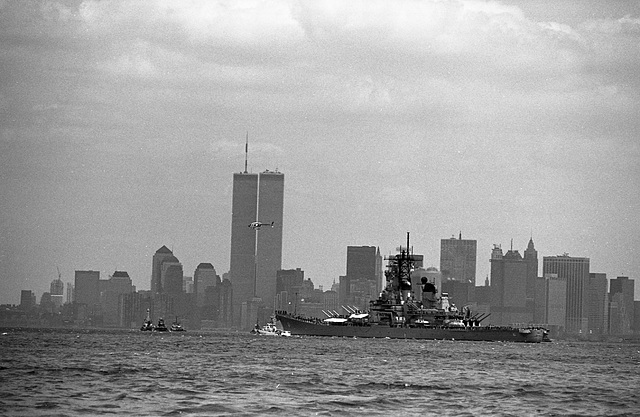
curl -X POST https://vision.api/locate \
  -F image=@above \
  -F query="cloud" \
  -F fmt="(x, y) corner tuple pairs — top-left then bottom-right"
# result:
(581, 15), (640, 35)
(54, 0), (635, 127)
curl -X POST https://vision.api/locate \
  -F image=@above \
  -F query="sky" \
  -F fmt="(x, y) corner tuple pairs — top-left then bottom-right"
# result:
(2, 0), (640, 305)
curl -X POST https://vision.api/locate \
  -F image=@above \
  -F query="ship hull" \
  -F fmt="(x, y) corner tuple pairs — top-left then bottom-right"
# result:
(276, 314), (543, 343)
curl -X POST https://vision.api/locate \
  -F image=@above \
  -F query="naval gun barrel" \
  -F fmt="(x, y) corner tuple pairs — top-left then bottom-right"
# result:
(342, 305), (356, 314)
(477, 313), (491, 323)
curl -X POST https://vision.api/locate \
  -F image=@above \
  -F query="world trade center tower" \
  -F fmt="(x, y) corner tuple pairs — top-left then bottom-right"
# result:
(230, 167), (284, 329)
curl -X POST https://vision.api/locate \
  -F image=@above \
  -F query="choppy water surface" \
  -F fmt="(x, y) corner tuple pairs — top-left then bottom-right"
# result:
(1, 328), (639, 416)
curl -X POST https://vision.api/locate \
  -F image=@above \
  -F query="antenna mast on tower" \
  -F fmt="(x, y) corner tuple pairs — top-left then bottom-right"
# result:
(244, 131), (249, 173)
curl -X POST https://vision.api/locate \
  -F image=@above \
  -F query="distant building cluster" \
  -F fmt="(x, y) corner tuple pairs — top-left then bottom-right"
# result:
(3, 164), (637, 340)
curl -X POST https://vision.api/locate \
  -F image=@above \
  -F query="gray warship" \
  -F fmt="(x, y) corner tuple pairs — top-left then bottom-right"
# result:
(276, 234), (547, 343)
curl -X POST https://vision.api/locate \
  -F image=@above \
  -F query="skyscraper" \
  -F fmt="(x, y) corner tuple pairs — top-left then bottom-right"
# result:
(20, 290), (36, 310)
(66, 283), (74, 304)
(151, 246), (174, 294)
(194, 263), (220, 306)
(344, 246), (383, 308)
(229, 163), (284, 328)
(523, 238), (538, 314)
(609, 276), (634, 334)
(255, 170), (284, 311)
(490, 244), (531, 325)
(275, 268), (304, 312)
(588, 272), (608, 335)
(229, 170), (258, 326)
(161, 255), (184, 295)
(440, 233), (477, 283)
(101, 271), (135, 327)
(74, 270), (100, 307)
(535, 273), (567, 329)
(543, 255), (590, 334)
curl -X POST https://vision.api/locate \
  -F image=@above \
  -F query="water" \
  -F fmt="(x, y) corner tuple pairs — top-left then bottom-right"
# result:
(1, 328), (639, 416)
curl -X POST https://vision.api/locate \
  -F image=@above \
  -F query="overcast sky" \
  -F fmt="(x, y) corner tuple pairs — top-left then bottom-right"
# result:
(2, 0), (639, 304)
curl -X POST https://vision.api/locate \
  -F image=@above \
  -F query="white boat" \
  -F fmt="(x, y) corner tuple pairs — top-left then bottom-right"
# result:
(251, 317), (291, 337)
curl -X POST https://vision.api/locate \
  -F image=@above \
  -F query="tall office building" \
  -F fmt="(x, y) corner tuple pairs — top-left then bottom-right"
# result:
(543, 255), (590, 334)
(100, 271), (135, 327)
(161, 255), (184, 295)
(609, 276), (634, 335)
(151, 246), (174, 294)
(74, 270), (100, 307)
(440, 233), (477, 283)
(20, 290), (36, 310)
(344, 246), (383, 307)
(588, 273), (608, 335)
(490, 243), (531, 325)
(523, 238), (538, 314)
(254, 170), (285, 310)
(194, 263), (220, 306)
(230, 170), (258, 326)
(66, 282), (74, 304)
(535, 273), (567, 329)
(275, 268), (304, 312)
(229, 164), (284, 328)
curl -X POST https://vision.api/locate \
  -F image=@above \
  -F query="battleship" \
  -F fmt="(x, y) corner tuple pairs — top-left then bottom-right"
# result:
(276, 234), (547, 343)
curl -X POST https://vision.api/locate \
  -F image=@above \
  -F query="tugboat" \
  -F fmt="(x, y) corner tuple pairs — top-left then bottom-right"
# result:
(140, 309), (154, 331)
(251, 317), (291, 337)
(276, 233), (547, 343)
(170, 316), (186, 332)
(155, 317), (169, 332)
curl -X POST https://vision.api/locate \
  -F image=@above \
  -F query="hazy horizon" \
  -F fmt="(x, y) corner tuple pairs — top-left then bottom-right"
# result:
(2, 0), (639, 304)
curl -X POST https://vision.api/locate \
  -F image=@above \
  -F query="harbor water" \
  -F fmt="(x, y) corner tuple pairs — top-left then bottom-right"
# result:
(1, 328), (639, 416)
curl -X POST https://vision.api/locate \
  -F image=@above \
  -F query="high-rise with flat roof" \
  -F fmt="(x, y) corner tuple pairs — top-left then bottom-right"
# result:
(609, 276), (634, 335)
(535, 273), (567, 329)
(543, 255), (590, 334)
(229, 164), (284, 328)
(275, 268), (304, 312)
(75, 270), (100, 307)
(588, 273), (608, 335)
(20, 290), (36, 310)
(345, 246), (383, 307)
(440, 233), (477, 283)
(255, 171), (284, 312)
(230, 171), (258, 326)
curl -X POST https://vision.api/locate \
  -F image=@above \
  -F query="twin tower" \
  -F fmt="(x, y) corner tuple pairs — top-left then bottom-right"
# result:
(230, 169), (284, 328)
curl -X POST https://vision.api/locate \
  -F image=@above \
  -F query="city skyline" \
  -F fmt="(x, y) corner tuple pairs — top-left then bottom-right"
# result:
(2, 1), (639, 304)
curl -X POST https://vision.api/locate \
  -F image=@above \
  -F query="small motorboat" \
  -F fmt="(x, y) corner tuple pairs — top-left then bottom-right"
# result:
(140, 309), (154, 331)
(155, 317), (169, 332)
(251, 317), (291, 337)
(170, 317), (186, 332)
